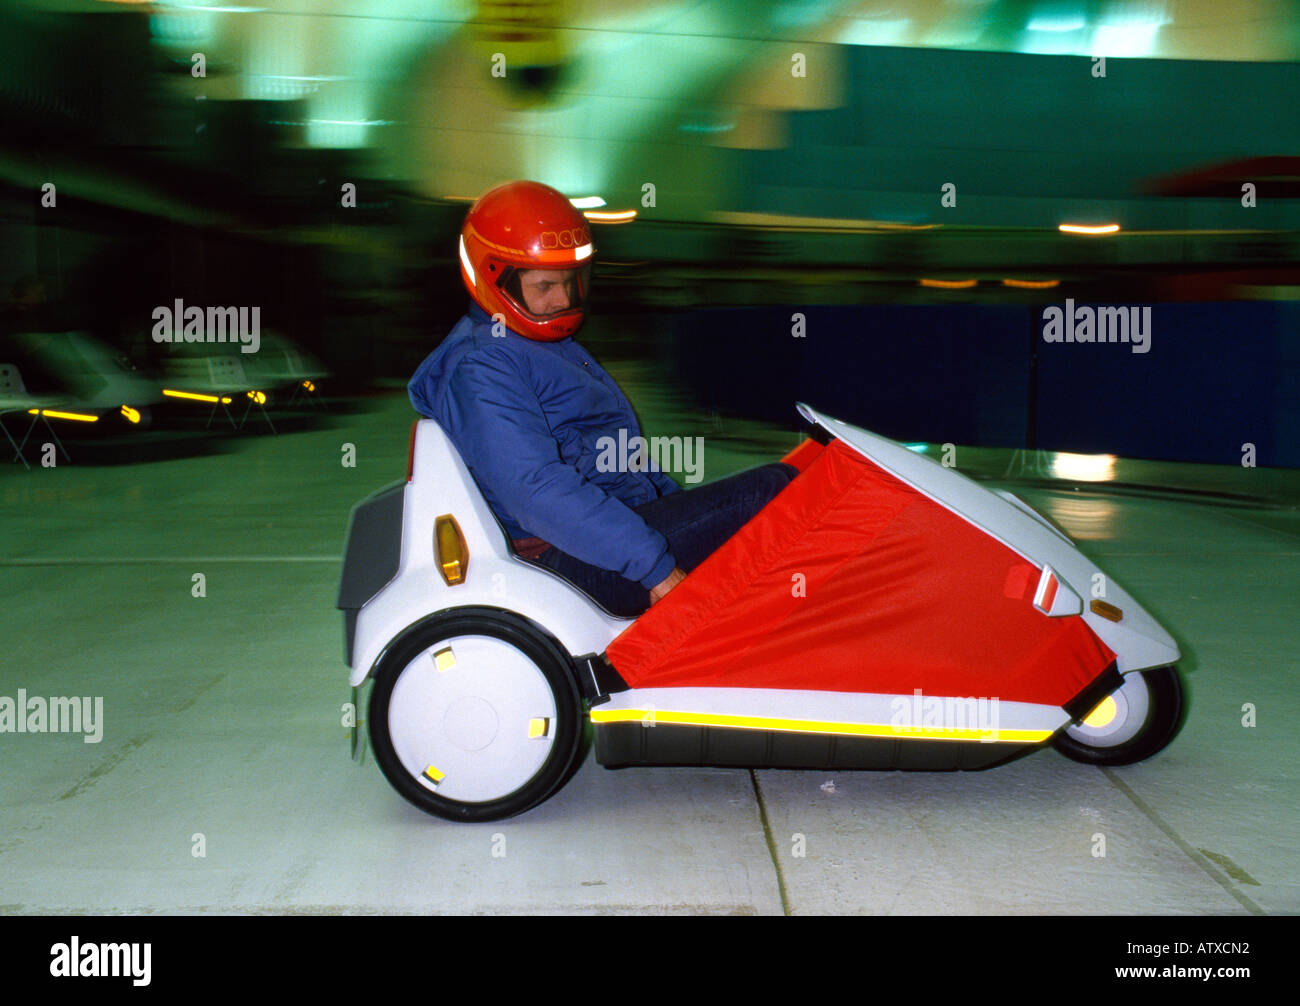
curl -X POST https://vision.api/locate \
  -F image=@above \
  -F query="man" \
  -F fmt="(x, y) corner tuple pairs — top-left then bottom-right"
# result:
(408, 180), (794, 616)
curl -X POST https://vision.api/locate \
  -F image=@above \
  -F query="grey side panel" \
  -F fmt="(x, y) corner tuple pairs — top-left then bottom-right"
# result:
(337, 480), (405, 665)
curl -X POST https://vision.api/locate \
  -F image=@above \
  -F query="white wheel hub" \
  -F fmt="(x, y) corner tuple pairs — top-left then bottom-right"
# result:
(387, 635), (559, 803)
(1065, 672), (1150, 748)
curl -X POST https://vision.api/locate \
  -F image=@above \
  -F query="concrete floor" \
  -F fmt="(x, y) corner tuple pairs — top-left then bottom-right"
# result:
(1, 374), (1296, 915)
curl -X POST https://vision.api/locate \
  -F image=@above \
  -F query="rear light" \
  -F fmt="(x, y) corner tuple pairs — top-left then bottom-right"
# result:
(406, 419), (419, 482)
(435, 514), (469, 585)
(1090, 599), (1123, 622)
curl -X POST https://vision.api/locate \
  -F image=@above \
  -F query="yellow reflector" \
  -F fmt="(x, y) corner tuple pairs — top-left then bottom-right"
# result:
(163, 389), (233, 405)
(433, 647), (455, 672)
(1083, 695), (1118, 728)
(120, 405), (141, 424)
(528, 718), (549, 739)
(435, 514), (469, 585)
(423, 765), (445, 784)
(247, 390), (266, 405)
(1090, 599), (1123, 622)
(28, 408), (98, 422)
(588, 708), (1050, 743)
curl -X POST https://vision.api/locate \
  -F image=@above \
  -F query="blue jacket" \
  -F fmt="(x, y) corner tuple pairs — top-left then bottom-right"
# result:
(408, 304), (681, 589)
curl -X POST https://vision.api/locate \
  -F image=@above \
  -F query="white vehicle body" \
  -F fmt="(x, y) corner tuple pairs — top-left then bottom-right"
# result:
(343, 405), (1177, 688)
(338, 405), (1185, 818)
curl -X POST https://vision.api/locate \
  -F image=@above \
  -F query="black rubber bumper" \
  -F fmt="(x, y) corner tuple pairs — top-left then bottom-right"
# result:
(337, 479), (405, 666)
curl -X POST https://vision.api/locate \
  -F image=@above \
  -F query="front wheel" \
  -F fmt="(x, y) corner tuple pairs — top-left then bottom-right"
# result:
(1053, 666), (1184, 766)
(368, 609), (586, 822)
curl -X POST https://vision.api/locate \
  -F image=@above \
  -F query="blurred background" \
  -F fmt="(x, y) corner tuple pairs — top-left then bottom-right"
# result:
(1, 0), (1298, 469)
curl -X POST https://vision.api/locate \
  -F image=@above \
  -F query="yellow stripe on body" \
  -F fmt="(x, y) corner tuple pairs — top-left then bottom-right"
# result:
(589, 708), (1049, 744)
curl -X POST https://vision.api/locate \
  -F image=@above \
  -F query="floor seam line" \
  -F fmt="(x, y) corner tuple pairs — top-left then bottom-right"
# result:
(749, 769), (791, 916)
(1101, 767), (1266, 916)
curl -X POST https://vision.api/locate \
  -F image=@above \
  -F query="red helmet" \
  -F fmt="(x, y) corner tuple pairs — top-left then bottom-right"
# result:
(458, 180), (594, 341)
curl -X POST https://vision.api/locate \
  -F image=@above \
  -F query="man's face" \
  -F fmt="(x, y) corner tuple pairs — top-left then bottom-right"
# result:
(516, 269), (578, 317)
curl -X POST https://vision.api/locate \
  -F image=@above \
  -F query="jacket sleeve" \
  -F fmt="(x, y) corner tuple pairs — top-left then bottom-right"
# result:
(445, 347), (677, 589)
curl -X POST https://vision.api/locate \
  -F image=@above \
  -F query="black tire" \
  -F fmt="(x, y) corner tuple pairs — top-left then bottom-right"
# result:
(368, 608), (585, 822)
(1053, 666), (1184, 766)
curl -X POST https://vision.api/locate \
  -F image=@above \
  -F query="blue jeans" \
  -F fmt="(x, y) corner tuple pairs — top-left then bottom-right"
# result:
(527, 462), (798, 617)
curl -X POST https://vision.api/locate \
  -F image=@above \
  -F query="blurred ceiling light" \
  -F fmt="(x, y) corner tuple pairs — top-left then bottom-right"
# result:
(1050, 452), (1117, 482)
(1002, 278), (1061, 288)
(1093, 8), (1171, 59)
(1027, 15), (1087, 33)
(839, 18), (912, 46)
(920, 278), (978, 288)
(569, 197), (607, 209)
(179, 4), (267, 11)
(583, 209), (637, 223)
(1059, 223), (1120, 235)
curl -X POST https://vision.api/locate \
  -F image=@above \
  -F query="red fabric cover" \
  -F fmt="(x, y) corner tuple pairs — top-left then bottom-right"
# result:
(606, 439), (1115, 706)
(780, 437), (825, 472)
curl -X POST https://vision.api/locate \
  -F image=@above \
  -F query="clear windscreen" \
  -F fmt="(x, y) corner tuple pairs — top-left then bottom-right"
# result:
(498, 263), (591, 320)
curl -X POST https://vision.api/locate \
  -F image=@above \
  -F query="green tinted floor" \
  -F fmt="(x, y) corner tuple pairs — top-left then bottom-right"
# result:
(0, 385), (1295, 915)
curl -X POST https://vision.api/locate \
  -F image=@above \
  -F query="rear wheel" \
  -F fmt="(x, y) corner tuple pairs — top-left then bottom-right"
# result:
(369, 609), (585, 821)
(1053, 666), (1183, 766)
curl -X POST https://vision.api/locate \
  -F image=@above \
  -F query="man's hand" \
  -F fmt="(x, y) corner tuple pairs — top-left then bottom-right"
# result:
(648, 566), (687, 605)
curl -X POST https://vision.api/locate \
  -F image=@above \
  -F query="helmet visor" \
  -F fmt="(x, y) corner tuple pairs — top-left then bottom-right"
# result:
(498, 264), (591, 322)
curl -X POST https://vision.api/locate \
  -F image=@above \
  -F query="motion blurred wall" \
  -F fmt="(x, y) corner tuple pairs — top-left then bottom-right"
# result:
(0, 1), (1296, 465)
